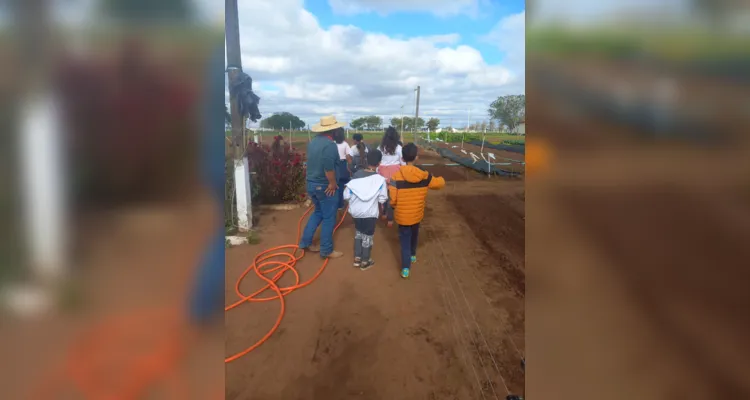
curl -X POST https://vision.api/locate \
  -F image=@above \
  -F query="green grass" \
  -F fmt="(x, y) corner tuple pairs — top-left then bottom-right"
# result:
(527, 26), (750, 61)
(427, 132), (525, 144)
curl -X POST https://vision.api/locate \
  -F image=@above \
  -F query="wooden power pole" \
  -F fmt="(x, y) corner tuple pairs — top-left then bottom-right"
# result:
(226, 0), (243, 160)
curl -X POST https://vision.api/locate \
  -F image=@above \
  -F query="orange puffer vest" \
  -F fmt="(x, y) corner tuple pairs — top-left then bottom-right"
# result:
(387, 165), (445, 226)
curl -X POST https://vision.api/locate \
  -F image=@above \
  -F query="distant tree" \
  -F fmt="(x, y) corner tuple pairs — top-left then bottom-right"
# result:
(426, 117), (440, 132)
(480, 121), (488, 132)
(390, 116), (425, 132)
(260, 112), (306, 130)
(365, 115), (383, 130)
(488, 94), (525, 134)
(390, 117), (402, 130)
(488, 120), (496, 132)
(351, 115), (382, 130)
(225, 104), (232, 127)
(350, 117), (367, 130)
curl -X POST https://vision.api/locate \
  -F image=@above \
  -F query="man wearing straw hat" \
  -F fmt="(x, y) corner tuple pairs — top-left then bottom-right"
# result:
(298, 115), (347, 259)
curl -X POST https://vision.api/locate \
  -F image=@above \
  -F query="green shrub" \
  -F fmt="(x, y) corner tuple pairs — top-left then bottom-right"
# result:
(435, 133), (482, 143)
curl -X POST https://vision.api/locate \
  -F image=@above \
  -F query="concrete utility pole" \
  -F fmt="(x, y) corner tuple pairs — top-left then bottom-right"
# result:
(414, 85), (420, 143)
(400, 105), (404, 133)
(226, 0), (252, 231)
(226, 0), (244, 160)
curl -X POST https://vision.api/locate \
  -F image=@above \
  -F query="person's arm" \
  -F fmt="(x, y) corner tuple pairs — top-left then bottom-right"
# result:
(428, 174), (446, 190)
(325, 170), (337, 196)
(322, 144), (338, 196)
(377, 179), (388, 204)
(388, 179), (398, 208)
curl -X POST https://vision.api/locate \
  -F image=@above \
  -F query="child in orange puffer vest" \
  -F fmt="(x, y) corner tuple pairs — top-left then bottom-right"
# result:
(387, 143), (445, 278)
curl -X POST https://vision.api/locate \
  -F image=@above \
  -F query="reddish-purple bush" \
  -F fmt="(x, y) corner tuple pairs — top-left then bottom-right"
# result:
(246, 135), (306, 204)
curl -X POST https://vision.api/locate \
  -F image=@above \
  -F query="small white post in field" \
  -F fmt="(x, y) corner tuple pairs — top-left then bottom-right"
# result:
(481, 128), (486, 154)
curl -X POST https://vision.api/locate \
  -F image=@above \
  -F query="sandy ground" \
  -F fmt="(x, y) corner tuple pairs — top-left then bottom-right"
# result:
(225, 176), (526, 399)
(524, 57), (750, 399)
(0, 189), (225, 399)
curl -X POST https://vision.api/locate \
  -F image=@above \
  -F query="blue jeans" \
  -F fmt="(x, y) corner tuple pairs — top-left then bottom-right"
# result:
(189, 227), (226, 323)
(299, 181), (339, 256)
(398, 223), (420, 270)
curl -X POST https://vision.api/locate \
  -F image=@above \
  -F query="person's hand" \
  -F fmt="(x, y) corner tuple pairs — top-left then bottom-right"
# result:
(325, 182), (338, 196)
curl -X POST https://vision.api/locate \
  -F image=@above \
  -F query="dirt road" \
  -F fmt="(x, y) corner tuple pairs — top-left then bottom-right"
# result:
(225, 178), (525, 399)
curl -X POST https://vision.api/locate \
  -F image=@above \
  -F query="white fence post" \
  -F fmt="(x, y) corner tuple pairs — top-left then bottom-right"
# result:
(234, 156), (253, 231)
(21, 92), (67, 284)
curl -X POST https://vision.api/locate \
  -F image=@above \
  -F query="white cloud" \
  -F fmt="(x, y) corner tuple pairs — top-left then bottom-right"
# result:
(234, 0), (524, 127)
(328, 0), (480, 17)
(483, 11), (525, 76)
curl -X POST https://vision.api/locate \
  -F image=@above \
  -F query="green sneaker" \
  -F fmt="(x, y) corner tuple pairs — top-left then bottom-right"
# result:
(401, 268), (410, 279)
(410, 255), (417, 264)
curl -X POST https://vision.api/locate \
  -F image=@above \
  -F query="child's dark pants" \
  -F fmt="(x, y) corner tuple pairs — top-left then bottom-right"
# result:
(397, 223), (420, 269)
(354, 217), (378, 261)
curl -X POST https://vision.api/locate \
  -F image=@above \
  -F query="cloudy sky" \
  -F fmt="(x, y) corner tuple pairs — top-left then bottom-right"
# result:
(234, 0), (526, 129)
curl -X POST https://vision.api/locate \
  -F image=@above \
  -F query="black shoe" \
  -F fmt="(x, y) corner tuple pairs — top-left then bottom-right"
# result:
(360, 260), (375, 271)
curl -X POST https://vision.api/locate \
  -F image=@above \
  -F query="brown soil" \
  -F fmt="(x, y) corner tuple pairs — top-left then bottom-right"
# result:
(0, 190), (224, 399)
(523, 55), (750, 398)
(556, 185), (750, 397)
(528, 55), (750, 148)
(225, 179), (525, 399)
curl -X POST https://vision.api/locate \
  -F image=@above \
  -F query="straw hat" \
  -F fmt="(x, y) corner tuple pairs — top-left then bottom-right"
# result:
(311, 115), (346, 133)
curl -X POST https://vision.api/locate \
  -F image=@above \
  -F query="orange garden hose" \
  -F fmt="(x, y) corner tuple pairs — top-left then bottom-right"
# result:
(30, 205), (342, 399)
(225, 205), (347, 363)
